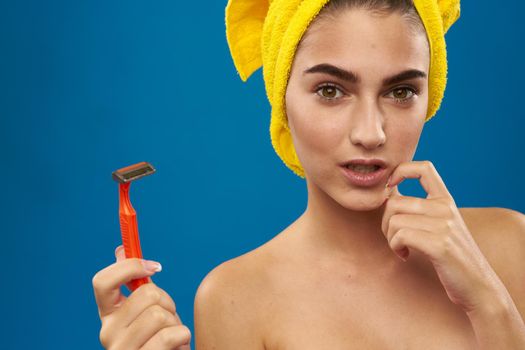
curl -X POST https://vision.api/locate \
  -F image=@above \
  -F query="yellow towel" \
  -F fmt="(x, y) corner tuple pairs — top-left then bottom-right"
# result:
(225, 0), (460, 178)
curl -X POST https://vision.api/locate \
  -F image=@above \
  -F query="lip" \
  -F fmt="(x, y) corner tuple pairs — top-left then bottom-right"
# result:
(340, 164), (388, 187)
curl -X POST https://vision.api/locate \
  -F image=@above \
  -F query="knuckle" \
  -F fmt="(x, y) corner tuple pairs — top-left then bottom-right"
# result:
(149, 305), (170, 324)
(179, 325), (192, 343)
(389, 228), (400, 246)
(390, 215), (401, 227)
(92, 272), (104, 291)
(158, 327), (172, 345)
(163, 325), (192, 346)
(131, 258), (145, 271)
(149, 286), (177, 314)
(436, 199), (452, 216)
(143, 285), (162, 303)
(438, 235), (453, 256)
(423, 160), (434, 170)
(99, 325), (111, 348)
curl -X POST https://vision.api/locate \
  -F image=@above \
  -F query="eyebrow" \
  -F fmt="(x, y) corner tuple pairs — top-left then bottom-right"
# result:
(303, 63), (427, 86)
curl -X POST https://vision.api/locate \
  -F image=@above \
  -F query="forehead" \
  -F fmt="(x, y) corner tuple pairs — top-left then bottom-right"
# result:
(296, 8), (429, 74)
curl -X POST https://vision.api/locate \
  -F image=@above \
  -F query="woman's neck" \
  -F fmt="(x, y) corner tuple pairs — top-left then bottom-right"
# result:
(298, 179), (399, 270)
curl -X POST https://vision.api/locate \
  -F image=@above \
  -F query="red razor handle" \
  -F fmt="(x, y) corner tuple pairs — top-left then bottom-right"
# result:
(118, 182), (149, 291)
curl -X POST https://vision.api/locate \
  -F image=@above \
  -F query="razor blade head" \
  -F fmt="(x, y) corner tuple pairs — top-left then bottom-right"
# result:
(112, 162), (156, 183)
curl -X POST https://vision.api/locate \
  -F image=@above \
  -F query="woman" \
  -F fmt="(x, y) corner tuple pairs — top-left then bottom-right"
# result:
(92, 0), (525, 349)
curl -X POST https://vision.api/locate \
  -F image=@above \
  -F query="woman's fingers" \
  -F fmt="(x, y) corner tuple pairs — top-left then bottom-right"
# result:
(115, 245), (126, 261)
(92, 257), (159, 318)
(93, 246), (190, 350)
(115, 245), (134, 292)
(123, 304), (181, 349)
(387, 160), (452, 200)
(140, 325), (192, 350)
(110, 282), (177, 328)
(115, 245), (153, 291)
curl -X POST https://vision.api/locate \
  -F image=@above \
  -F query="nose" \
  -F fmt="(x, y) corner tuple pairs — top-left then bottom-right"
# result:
(349, 96), (386, 149)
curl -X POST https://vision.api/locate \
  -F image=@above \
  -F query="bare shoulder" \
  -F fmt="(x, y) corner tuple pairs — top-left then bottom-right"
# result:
(459, 206), (525, 319)
(459, 206), (525, 228)
(458, 206), (525, 253)
(193, 243), (275, 350)
(459, 206), (525, 267)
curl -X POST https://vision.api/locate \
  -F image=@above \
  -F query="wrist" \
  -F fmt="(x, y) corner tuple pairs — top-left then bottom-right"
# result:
(465, 268), (512, 315)
(466, 292), (511, 323)
(466, 290), (525, 350)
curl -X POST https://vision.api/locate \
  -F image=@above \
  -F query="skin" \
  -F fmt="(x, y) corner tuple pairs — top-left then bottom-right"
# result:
(284, 7), (431, 271)
(92, 248), (192, 350)
(92, 6), (525, 350)
(194, 7), (524, 350)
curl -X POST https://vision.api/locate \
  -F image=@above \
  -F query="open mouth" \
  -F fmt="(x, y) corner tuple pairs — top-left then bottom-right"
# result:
(344, 164), (381, 173)
(340, 163), (387, 187)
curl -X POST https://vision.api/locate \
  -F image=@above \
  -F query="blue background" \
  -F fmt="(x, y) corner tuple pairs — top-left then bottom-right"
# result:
(2, 0), (523, 348)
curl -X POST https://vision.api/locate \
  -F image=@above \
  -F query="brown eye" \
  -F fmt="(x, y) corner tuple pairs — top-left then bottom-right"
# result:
(393, 88), (409, 99)
(316, 84), (343, 100)
(388, 87), (417, 104)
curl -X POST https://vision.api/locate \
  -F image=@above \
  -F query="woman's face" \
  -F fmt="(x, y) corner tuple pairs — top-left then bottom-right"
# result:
(285, 8), (430, 209)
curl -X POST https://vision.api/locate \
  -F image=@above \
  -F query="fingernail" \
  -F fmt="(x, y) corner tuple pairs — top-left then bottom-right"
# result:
(142, 260), (162, 273)
(386, 175), (392, 188)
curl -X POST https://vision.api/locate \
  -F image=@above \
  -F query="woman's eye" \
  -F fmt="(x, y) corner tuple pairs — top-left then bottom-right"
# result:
(387, 87), (418, 104)
(316, 84), (344, 101)
(314, 85), (418, 104)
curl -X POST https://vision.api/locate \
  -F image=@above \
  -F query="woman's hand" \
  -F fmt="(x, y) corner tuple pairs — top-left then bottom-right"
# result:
(381, 160), (508, 314)
(92, 246), (192, 350)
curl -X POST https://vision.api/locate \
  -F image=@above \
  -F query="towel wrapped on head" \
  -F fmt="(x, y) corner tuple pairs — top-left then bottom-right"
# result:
(225, 0), (460, 178)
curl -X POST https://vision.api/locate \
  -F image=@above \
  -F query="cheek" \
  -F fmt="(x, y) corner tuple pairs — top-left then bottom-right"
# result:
(388, 117), (424, 158)
(287, 100), (345, 166)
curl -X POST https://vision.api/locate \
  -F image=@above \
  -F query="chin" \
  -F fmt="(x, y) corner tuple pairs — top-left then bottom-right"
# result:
(306, 169), (390, 209)
(336, 189), (389, 211)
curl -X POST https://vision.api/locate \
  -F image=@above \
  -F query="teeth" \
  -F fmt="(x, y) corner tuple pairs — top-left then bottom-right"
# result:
(346, 164), (380, 173)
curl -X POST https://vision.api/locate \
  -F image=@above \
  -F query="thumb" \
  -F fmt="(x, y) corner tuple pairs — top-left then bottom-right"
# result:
(114, 245), (154, 290)
(115, 245), (126, 262)
(387, 183), (402, 198)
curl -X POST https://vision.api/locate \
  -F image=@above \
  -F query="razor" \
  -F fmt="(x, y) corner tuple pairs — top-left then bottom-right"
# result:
(112, 161), (156, 291)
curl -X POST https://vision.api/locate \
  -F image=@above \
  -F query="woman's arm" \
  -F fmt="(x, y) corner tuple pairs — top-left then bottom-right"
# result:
(466, 290), (525, 350)
(194, 260), (266, 350)
(382, 162), (525, 348)
(465, 208), (525, 349)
